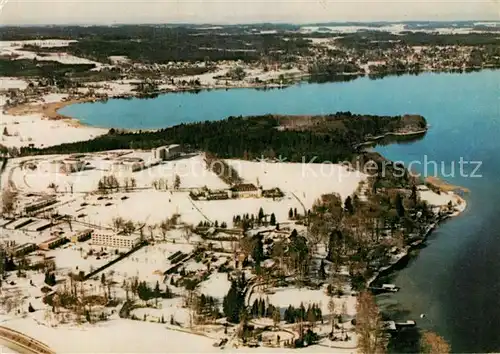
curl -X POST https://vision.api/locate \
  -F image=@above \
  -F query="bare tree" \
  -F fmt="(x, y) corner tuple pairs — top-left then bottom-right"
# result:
(159, 218), (171, 241)
(158, 178), (165, 190)
(272, 306), (281, 329)
(182, 224), (193, 243)
(147, 224), (156, 240)
(420, 331), (451, 354)
(123, 177), (130, 192)
(356, 291), (388, 354)
(47, 182), (58, 193)
(174, 174), (181, 190)
(112, 217), (125, 231)
(123, 220), (136, 235)
(328, 297), (337, 333)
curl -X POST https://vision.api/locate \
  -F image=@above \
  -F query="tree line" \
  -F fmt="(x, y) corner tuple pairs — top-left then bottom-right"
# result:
(22, 113), (427, 165)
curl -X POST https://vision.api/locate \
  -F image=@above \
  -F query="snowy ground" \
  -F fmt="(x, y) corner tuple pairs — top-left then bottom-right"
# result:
(226, 159), (367, 208)
(299, 23), (497, 35)
(2, 317), (216, 353)
(0, 78), (28, 91)
(419, 188), (467, 213)
(81, 80), (137, 97)
(0, 40), (101, 67)
(106, 243), (195, 281)
(5, 153), (366, 228)
(0, 90), (106, 150)
(11, 154), (225, 193)
(0, 110), (105, 149)
(244, 67), (303, 82)
(198, 272), (232, 301)
(1, 316), (358, 353)
(195, 196), (303, 226)
(250, 285), (356, 321)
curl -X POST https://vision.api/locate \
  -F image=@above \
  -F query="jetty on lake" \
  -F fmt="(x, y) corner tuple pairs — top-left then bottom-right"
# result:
(369, 283), (400, 294)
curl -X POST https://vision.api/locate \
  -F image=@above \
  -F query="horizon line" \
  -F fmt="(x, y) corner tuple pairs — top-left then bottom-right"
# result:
(1, 19), (499, 28)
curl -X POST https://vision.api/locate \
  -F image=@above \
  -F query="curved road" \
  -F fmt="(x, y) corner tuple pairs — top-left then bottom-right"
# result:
(0, 326), (55, 354)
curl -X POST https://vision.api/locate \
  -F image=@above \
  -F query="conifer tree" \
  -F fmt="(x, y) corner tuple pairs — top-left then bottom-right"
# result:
(270, 213), (276, 225)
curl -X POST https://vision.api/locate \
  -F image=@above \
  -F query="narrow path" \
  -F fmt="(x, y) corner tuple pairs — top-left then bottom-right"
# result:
(188, 198), (211, 223)
(290, 191), (307, 216)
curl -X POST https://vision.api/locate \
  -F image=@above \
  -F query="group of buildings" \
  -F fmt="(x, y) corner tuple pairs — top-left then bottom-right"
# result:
(4, 227), (140, 258)
(191, 184), (284, 201)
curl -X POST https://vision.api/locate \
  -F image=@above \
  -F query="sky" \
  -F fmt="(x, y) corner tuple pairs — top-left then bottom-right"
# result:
(0, 0), (498, 25)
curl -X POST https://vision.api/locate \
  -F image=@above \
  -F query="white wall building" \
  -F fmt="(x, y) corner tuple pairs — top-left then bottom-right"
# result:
(91, 231), (141, 249)
(152, 144), (181, 161)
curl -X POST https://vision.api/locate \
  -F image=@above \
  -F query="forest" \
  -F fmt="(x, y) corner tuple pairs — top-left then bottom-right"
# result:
(2, 25), (311, 64)
(3, 24), (500, 64)
(20, 113), (427, 163)
(335, 31), (500, 50)
(0, 58), (96, 78)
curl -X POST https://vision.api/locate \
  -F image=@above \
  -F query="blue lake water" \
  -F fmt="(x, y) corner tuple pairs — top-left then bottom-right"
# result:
(61, 70), (500, 352)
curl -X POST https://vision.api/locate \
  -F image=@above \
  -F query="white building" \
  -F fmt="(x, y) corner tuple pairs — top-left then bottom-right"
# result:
(91, 231), (141, 249)
(152, 144), (182, 161)
(112, 157), (145, 172)
(51, 158), (85, 173)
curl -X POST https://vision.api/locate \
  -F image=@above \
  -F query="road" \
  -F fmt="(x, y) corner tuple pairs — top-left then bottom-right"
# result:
(0, 326), (55, 354)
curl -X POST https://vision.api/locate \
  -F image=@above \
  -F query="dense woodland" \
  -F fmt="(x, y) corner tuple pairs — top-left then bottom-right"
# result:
(3, 26), (311, 63)
(1, 24), (500, 65)
(20, 113), (427, 163)
(335, 31), (500, 49)
(0, 58), (97, 78)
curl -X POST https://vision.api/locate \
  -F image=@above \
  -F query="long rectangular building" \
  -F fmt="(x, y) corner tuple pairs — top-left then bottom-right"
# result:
(9, 243), (37, 257)
(91, 231), (140, 249)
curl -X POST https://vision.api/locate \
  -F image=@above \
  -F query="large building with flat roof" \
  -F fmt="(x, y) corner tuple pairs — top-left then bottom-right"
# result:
(91, 231), (140, 249)
(9, 243), (37, 257)
(39, 236), (67, 250)
(152, 144), (182, 161)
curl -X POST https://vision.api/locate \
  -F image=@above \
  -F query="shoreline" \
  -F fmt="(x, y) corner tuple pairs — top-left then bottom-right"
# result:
(2, 67), (499, 133)
(367, 186), (467, 287)
(355, 129), (428, 149)
(5, 98), (97, 128)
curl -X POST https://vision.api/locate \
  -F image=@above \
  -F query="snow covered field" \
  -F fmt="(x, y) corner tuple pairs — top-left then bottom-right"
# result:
(2, 318), (217, 353)
(299, 23), (499, 35)
(0, 109), (105, 149)
(226, 159), (366, 208)
(0, 40), (76, 48)
(419, 188), (466, 214)
(106, 243), (195, 281)
(250, 285), (357, 320)
(0, 84), (106, 149)
(5, 153), (366, 228)
(0, 40), (101, 66)
(1, 316), (358, 353)
(0, 78), (28, 91)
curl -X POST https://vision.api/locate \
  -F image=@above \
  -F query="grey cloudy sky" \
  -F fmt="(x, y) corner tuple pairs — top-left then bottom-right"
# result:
(1, 0), (498, 25)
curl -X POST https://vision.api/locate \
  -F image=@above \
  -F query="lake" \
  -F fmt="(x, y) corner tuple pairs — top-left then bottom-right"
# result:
(61, 70), (500, 352)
